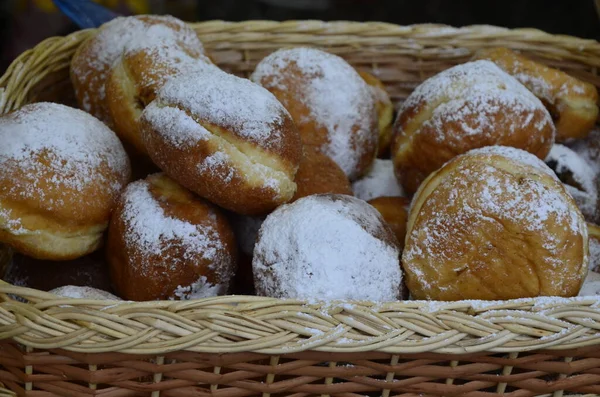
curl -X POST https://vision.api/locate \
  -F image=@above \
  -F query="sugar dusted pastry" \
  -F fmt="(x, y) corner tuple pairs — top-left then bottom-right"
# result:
(71, 14), (205, 126)
(140, 69), (302, 215)
(251, 48), (378, 180)
(253, 194), (403, 301)
(403, 146), (588, 301)
(475, 47), (599, 141)
(107, 173), (237, 301)
(392, 60), (555, 195)
(0, 103), (130, 260)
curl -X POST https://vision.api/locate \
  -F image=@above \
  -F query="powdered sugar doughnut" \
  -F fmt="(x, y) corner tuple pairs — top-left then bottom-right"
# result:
(404, 146), (588, 301)
(251, 48), (378, 180)
(140, 69), (302, 215)
(292, 146), (352, 201)
(253, 194), (403, 301)
(352, 159), (404, 201)
(50, 286), (121, 300)
(0, 103), (131, 260)
(107, 173), (237, 301)
(392, 60), (556, 195)
(106, 25), (216, 156)
(71, 15), (204, 126)
(545, 144), (598, 223)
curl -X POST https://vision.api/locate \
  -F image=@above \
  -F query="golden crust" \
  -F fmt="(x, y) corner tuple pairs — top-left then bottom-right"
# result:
(292, 146), (352, 201)
(403, 147), (588, 301)
(392, 60), (556, 195)
(475, 47), (599, 141)
(358, 71), (394, 157)
(107, 173), (237, 301)
(367, 196), (410, 250)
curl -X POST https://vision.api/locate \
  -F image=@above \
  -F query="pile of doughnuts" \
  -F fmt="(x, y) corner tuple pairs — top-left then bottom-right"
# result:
(1, 14), (599, 302)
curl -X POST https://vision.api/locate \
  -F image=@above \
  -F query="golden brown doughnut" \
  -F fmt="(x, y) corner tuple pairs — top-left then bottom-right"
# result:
(0, 103), (131, 260)
(251, 48), (378, 180)
(106, 32), (215, 156)
(140, 69), (302, 215)
(292, 146), (352, 201)
(107, 173), (237, 301)
(403, 146), (588, 301)
(367, 196), (410, 250)
(392, 60), (556, 195)
(358, 70), (394, 157)
(475, 47), (599, 141)
(71, 15), (205, 127)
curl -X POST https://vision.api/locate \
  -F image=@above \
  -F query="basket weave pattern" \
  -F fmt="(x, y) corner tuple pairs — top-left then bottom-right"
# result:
(0, 21), (600, 396)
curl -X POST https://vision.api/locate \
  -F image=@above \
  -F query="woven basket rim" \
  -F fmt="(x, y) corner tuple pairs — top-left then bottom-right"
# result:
(0, 20), (599, 355)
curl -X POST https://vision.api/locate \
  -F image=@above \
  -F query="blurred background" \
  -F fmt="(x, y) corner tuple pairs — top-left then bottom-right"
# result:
(1, 0), (600, 74)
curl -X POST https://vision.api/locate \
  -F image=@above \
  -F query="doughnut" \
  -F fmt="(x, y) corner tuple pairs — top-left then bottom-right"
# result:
(0, 103), (131, 260)
(107, 173), (237, 301)
(253, 194), (403, 301)
(251, 48), (378, 180)
(358, 70), (394, 157)
(404, 146), (588, 301)
(392, 60), (555, 195)
(292, 146), (352, 201)
(545, 144), (598, 223)
(50, 286), (121, 300)
(106, 28), (215, 156)
(71, 15), (204, 126)
(140, 69), (302, 215)
(4, 251), (112, 293)
(367, 196), (410, 250)
(475, 47), (599, 141)
(352, 159), (404, 201)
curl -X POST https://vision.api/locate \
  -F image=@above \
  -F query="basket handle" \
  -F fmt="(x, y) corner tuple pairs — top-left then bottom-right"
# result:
(52, 0), (120, 29)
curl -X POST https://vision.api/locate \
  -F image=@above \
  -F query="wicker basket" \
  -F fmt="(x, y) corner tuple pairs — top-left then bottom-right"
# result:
(1, 21), (600, 397)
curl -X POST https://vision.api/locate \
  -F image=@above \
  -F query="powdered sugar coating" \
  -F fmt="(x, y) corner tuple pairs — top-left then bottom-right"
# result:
(567, 127), (600, 171)
(50, 286), (120, 300)
(71, 15), (203, 120)
(400, 60), (553, 143)
(404, 146), (588, 299)
(545, 144), (598, 222)
(173, 276), (225, 300)
(145, 69), (289, 148)
(121, 180), (223, 271)
(0, 103), (129, 229)
(251, 47), (377, 179)
(253, 194), (402, 301)
(352, 159), (404, 201)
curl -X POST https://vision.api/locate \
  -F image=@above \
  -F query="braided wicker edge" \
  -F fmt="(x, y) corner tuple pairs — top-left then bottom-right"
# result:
(0, 21), (599, 355)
